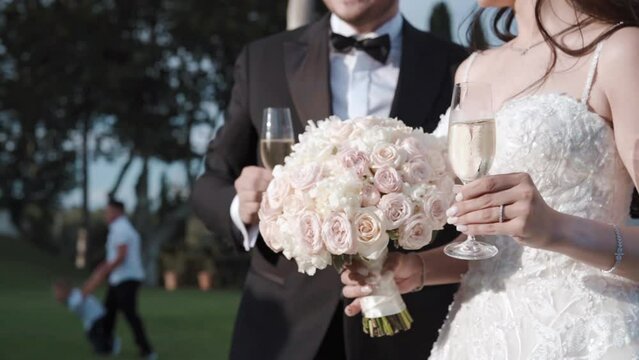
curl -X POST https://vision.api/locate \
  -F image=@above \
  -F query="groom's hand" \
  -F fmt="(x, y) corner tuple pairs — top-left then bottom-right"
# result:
(235, 166), (273, 225)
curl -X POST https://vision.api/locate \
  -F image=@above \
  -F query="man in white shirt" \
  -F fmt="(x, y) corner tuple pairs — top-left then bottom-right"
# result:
(192, 0), (466, 359)
(86, 198), (155, 359)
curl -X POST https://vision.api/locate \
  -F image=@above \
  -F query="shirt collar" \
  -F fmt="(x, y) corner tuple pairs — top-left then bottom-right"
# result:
(109, 215), (126, 229)
(330, 11), (403, 43)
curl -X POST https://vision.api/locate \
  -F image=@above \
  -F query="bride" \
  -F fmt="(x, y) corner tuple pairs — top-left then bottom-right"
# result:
(341, 0), (639, 358)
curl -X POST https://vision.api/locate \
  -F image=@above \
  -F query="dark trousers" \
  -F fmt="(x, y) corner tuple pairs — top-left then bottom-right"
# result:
(314, 302), (347, 360)
(87, 316), (113, 355)
(103, 280), (153, 355)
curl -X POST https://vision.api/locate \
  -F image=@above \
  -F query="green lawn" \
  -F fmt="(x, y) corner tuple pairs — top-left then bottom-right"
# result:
(0, 237), (241, 360)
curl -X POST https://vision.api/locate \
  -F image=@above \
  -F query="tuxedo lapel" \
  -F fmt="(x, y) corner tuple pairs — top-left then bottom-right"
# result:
(390, 22), (450, 132)
(284, 15), (332, 128)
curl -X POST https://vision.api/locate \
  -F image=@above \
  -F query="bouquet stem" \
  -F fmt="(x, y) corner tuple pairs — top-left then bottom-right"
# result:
(362, 308), (413, 337)
(358, 250), (413, 337)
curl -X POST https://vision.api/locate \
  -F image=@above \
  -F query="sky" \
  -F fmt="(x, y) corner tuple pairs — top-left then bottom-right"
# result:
(401, 0), (478, 43)
(62, 0), (481, 212)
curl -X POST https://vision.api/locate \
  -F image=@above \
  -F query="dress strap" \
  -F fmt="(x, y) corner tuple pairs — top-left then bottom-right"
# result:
(463, 52), (479, 83)
(581, 42), (604, 104)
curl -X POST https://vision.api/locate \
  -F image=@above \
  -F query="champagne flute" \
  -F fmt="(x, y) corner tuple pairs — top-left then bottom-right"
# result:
(260, 107), (294, 170)
(444, 82), (499, 260)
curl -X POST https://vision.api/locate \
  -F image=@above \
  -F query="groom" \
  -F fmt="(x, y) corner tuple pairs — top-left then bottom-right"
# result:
(192, 0), (466, 359)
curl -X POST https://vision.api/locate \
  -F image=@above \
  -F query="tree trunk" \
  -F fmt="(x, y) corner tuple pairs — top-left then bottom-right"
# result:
(81, 117), (90, 231)
(109, 151), (134, 198)
(287, 0), (315, 30)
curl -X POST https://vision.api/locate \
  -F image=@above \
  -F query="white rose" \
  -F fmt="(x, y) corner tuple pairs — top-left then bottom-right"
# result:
(401, 159), (433, 185)
(290, 163), (322, 190)
(266, 176), (291, 210)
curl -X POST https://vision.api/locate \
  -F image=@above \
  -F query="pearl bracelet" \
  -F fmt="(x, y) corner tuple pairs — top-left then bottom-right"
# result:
(602, 224), (624, 274)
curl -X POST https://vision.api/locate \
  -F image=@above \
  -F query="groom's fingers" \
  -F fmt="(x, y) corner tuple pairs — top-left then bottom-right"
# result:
(345, 299), (362, 317)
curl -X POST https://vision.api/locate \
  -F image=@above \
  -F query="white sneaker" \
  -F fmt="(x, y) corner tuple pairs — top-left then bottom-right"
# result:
(111, 336), (121, 356)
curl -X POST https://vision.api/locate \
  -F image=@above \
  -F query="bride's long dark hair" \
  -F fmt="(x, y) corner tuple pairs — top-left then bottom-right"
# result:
(469, 0), (639, 88)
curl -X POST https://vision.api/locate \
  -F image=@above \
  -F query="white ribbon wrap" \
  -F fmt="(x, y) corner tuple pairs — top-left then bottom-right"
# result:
(360, 271), (406, 318)
(359, 249), (407, 318)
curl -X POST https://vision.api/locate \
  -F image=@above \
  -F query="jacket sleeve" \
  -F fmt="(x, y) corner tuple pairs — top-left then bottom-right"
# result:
(191, 46), (258, 250)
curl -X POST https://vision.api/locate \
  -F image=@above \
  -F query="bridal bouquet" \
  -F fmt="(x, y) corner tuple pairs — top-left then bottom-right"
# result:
(258, 116), (455, 337)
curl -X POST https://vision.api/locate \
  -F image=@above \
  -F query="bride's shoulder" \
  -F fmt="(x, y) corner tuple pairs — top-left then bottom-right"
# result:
(599, 27), (639, 71)
(454, 47), (504, 83)
(598, 27), (639, 85)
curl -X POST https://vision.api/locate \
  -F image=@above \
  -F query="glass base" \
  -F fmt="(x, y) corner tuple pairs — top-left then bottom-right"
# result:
(444, 239), (498, 261)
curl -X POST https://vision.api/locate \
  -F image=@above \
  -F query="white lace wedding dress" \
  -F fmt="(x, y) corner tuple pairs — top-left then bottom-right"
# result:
(429, 44), (639, 359)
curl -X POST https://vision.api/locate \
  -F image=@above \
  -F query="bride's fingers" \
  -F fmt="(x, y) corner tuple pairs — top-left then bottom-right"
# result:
(459, 217), (523, 237)
(449, 201), (522, 226)
(449, 184), (527, 217)
(342, 284), (373, 299)
(458, 173), (529, 201)
(345, 298), (362, 317)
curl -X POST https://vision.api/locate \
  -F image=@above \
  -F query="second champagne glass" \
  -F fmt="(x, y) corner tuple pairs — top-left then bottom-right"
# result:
(444, 82), (499, 260)
(261, 107), (294, 170)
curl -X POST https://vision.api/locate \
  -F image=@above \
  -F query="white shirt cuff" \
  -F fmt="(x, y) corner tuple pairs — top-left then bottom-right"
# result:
(230, 195), (260, 251)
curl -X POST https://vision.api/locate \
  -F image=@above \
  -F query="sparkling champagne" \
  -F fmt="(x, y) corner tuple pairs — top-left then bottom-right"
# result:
(448, 119), (496, 183)
(260, 139), (293, 169)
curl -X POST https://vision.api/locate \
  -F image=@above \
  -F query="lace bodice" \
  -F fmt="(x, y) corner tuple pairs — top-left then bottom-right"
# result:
(429, 47), (639, 360)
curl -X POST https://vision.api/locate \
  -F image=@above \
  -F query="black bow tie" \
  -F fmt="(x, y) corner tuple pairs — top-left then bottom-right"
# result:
(330, 33), (391, 64)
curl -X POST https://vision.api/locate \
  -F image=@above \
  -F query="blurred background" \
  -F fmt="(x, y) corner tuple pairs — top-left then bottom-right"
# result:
(0, 0), (536, 359)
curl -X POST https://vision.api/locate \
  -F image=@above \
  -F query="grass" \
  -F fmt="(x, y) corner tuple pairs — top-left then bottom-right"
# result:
(0, 236), (241, 360)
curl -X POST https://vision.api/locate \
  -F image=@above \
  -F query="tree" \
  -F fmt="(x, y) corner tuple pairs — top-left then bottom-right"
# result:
(0, 0), (288, 264)
(429, 2), (452, 42)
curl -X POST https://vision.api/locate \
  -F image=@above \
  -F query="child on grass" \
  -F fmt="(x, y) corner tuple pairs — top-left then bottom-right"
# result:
(53, 277), (121, 356)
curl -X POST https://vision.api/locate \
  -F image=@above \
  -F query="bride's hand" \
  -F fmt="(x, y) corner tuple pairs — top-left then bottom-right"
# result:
(341, 252), (423, 316)
(447, 173), (562, 249)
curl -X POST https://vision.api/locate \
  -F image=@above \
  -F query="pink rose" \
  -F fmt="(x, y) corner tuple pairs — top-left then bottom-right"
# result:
(398, 136), (426, 160)
(373, 166), (403, 194)
(423, 192), (447, 228)
(290, 163), (322, 190)
(298, 211), (324, 254)
(371, 143), (405, 169)
(353, 208), (389, 260)
(378, 193), (413, 230)
(321, 212), (356, 255)
(361, 183), (381, 207)
(398, 214), (433, 250)
(259, 218), (283, 252)
(341, 149), (371, 177)
(401, 159), (433, 185)
(266, 177), (290, 210)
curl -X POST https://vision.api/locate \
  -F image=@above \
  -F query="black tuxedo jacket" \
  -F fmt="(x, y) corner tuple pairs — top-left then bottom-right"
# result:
(192, 14), (467, 360)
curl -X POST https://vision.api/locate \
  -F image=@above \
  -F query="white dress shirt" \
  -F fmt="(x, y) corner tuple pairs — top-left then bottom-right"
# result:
(231, 12), (403, 251)
(106, 216), (145, 285)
